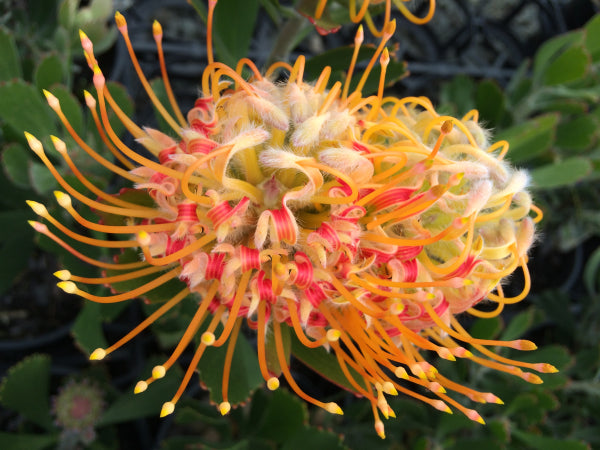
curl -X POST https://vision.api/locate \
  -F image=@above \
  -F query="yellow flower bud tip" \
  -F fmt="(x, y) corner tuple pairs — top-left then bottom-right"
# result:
(511, 340), (537, 351)
(137, 231), (152, 246)
(429, 382), (445, 394)
(383, 18), (396, 37)
(355, 25), (364, 45)
(134, 381), (148, 394)
(389, 302), (404, 315)
(485, 393), (503, 405)
(467, 410), (485, 425)
(114, 11), (127, 30)
(152, 365), (166, 379)
(27, 220), (47, 233)
(25, 200), (48, 216)
(83, 90), (96, 108)
(380, 47), (390, 66)
(432, 400), (452, 414)
(521, 372), (544, 384)
(437, 348), (456, 361)
(267, 377), (280, 391)
(326, 329), (341, 342)
(42, 89), (60, 110)
(394, 367), (409, 380)
(57, 281), (77, 294)
(387, 406), (396, 419)
(24, 131), (44, 156)
(50, 135), (67, 154)
(78, 29), (88, 41)
(325, 402), (343, 415)
(152, 20), (162, 37)
(382, 382), (397, 396)
(201, 332), (215, 346)
(535, 363), (558, 373)
(160, 401), (175, 418)
(219, 402), (231, 416)
(411, 364), (427, 380)
(92, 64), (105, 86)
(89, 348), (106, 360)
(53, 270), (72, 281)
(374, 420), (385, 440)
(463, 278), (473, 286)
(53, 191), (71, 208)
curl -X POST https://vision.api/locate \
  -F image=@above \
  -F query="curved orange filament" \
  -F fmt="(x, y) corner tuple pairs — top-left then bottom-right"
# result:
(486, 259), (531, 304)
(169, 305), (225, 405)
(285, 298), (330, 348)
(354, 20), (395, 94)
(213, 271), (252, 346)
(329, 275), (386, 318)
(256, 300), (273, 381)
(68, 264), (168, 285)
(140, 232), (216, 266)
(104, 287), (190, 356)
(342, 26), (364, 101)
(221, 318), (243, 404)
(394, 0), (436, 25)
(71, 267), (182, 303)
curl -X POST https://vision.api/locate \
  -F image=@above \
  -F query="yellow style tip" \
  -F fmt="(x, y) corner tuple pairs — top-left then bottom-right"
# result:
(137, 230), (152, 246)
(152, 20), (162, 37)
(160, 401), (175, 418)
(394, 367), (409, 379)
(325, 402), (343, 415)
(201, 331), (215, 346)
(326, 329), (341, 342)
(152, 365), (166, 379)
(50, 135), (67, 153)
(54, 191), (72, 208)
(89, 348), (106, 360)
(27, 220), (46, 233)
(374, 420), (385, 439)
(57, 281), (77, 294)
(24, 132), (44, 156)
(134, 381), (148, 394)
(267, 377), (280, 391)
(382, 381), (397, 396)
(83, 90), (96, 108)
(115, 11), (127, 29)
(53, 270), (71, 281)
(513, 340), (537, 351)
(219, 402), (231, 416)
(25, 200), (47, 216)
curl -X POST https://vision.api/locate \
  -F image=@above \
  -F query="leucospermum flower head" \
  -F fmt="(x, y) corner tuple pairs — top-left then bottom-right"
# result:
(26, 1), (554, 439)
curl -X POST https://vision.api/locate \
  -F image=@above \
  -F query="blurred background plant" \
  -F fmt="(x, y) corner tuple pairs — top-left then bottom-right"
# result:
(0, 0), (599, 448)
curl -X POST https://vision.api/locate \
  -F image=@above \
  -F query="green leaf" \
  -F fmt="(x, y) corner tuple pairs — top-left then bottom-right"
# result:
(512, 429), (589, 450)
(29, 161), (59, 194)
(0, 27), (22, 81)
(469, 315), (502, 340)
(533, 30), (583, 83)
(501, 308), (535, 341)
(0, 354), (54, 431)
(34, 54), (64, 91)
(282, 426), (347, 450)
(440, 75), (477, 116)
(58, 0), (78, 29)
(265, 321), (290, 376)
(530, 157), (593, 189)
(475, 80), (505, 128)
(495, 114), (558, 163)
(2, 143), (32, 189)
(290, 331), (363, 393)
(50, 84), (85, 138)
(212, 0), (260, 67)
(71, 301), (108, 355)
(98, 361), (182, 426)
(0, 80), (57, 139)
(197, 330), (264, 406)
(0, 432), (57, 450)
(543, 45), (590, 86)
(254, 389), (307, 444)
(556, 115), (598, 152)
(0, 209), (36, 294)
(584, 13), (600, 62)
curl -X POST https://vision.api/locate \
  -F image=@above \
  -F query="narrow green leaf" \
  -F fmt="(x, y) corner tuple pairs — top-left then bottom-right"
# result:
(533, 30), (583, 82)
(0, 27), (22, 81)
(0, 80), (56, 139)
(584, 13), (600, 62)
(2, 143), (32, 189)
(289, 331), (363, 393)
(543, 45), (590, 86)
(213, 0), (260, 67)
(197, 330), (263, 406)
(255, 389), (307, 443)
(0, 354), (54, 431)
(495, 114), (558, 163)
(530, 157), (593, 189)
(265, 321), (290, 376)
(71, 301), (107, 355)
(34, 53), (64, 91)
(0, 432), (57, 450)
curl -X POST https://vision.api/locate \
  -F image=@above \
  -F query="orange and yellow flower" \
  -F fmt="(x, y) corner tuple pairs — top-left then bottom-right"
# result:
(26, 1), (552, 439)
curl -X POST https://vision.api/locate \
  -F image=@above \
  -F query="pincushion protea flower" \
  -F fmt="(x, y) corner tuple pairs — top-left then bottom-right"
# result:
(25, 1), (554, 439)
